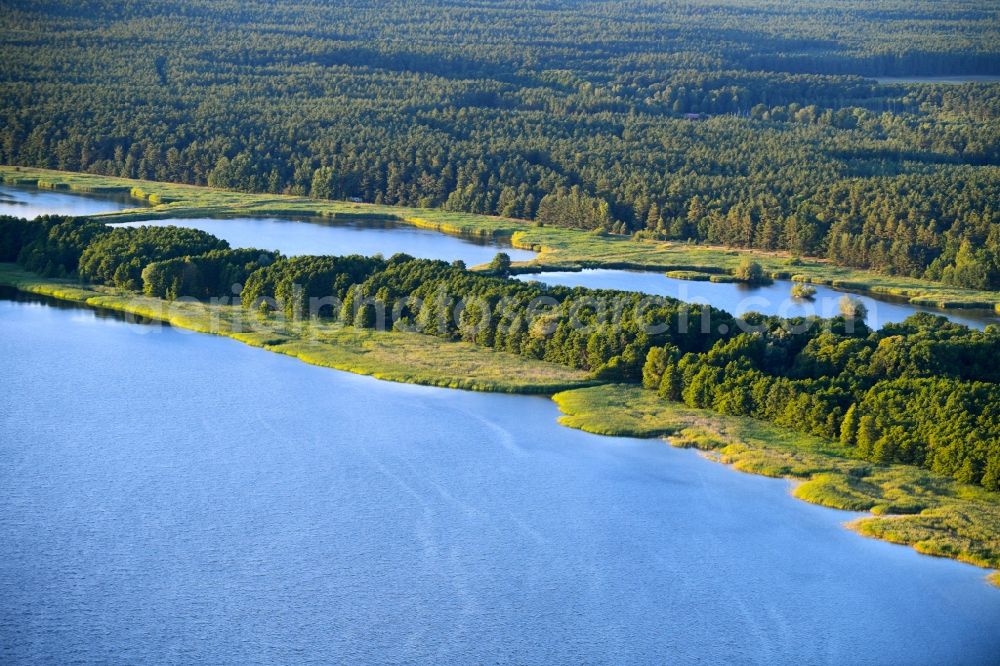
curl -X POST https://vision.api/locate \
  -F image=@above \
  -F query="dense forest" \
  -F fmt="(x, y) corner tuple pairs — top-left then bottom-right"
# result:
(3, 214), (998, 489)
(642, 316), (1000, 489)
(1, 1), (998, 287)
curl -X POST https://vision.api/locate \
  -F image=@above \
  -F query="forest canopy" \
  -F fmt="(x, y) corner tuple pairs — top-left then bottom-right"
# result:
(0, 1), (998, 287)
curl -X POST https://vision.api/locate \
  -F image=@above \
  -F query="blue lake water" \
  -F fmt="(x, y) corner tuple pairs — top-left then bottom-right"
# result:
(0, 183), (141, 219)
(2, 294), (999, 664)
(112, 217), (537, 266)
(516, 269), (1000, 331)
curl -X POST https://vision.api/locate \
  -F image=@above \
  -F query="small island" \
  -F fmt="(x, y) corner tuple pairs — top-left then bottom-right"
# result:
(791, 283), (817, 300)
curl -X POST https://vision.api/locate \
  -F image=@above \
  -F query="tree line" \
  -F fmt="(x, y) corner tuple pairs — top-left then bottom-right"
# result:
(3, 214), (997, 489)
(642, 314), (1000, 490)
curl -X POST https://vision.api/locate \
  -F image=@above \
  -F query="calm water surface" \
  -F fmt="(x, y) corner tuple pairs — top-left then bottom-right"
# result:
(113, 217), (537, 266)
(1, 182), (533, 265)
(2, 295), (999, 664)
(517, 269), (1000, 331)
(0, 183), (141, 218)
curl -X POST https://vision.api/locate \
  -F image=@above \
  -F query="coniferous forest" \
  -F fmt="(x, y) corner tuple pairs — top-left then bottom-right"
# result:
(1, 0), (999, 287)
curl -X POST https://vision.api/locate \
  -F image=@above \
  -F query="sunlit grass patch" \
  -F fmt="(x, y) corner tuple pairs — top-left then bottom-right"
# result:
(553, 383), (1000, 572)
(0, 263), (595, 394)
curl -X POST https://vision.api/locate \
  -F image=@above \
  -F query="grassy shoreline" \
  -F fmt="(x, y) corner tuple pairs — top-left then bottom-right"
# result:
(4, 165), (998, 312)
(0, 264), (593, 394)
(553, 384), (1000, 587)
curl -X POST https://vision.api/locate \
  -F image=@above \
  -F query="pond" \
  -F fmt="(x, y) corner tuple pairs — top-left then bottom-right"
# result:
(112, 216), (536, 266)
(2, 293), (999, 664)
(516, 269), (1000, 331)
(0, 182), (142, 218)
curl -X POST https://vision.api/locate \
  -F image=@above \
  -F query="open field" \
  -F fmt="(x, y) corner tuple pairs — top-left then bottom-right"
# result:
(3, 165), (998, 312)
(0, 264), (594, 394)
(552, 384), (1000, 583)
